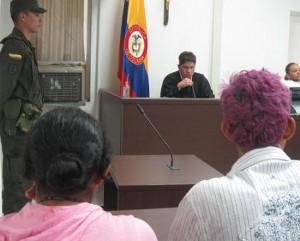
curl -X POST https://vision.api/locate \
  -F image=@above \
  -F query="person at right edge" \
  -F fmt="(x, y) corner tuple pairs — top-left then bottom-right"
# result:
(284, 62), (300, 82)
(168, 69), (300, 241)
(283, 62), (300, 87)
(160, 51), (214, 98)
(0, 0), (46, 215)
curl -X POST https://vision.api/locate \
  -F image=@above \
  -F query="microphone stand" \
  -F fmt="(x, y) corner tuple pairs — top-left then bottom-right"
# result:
(191, 85), (196, 98)
(189, 75), (196, 98)
(136, 104), (180, 170)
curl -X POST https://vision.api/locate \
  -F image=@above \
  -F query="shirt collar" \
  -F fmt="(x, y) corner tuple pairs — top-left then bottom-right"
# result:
(12, 27), (32, 46)
(230, 146), (291, 172)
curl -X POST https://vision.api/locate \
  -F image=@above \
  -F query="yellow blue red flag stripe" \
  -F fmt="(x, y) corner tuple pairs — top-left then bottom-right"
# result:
(8, 53), (22, 60)
(118, 0), (149, 97)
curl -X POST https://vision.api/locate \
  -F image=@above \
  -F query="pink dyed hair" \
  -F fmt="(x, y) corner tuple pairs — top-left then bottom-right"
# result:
(220, 69), (291, 148)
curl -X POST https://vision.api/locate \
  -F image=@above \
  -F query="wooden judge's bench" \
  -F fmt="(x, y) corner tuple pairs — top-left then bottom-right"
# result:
(99, 89), (235, 175)
(99, 89), (300, 175)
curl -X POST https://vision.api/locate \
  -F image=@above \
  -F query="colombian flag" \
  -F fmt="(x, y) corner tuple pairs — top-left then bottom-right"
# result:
(118, 0), (149, 97)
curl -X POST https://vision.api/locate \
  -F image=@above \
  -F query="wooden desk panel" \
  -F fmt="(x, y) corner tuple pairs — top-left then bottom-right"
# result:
(286, 114), (300, 160)
(104, 155), (223, 210)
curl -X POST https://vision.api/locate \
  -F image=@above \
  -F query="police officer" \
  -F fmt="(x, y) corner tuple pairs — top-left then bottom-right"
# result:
(0, 0), (46, 215)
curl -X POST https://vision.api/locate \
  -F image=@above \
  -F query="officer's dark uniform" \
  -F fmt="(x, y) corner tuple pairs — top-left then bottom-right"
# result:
(0, 27), (43, 214)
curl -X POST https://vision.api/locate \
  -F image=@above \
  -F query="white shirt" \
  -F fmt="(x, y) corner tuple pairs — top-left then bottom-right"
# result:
(168, 147), (300, 241)
(282, 79), (300, 88)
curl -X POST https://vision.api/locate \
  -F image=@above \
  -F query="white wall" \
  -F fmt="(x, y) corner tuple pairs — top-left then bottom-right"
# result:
(289, 12), (300, 63)
(0, 0), (11, 37)
(0, 0), (300, 216)
(219, 0), (300, 88)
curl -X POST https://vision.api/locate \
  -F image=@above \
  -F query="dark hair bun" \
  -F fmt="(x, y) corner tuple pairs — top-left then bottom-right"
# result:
(23, 107), (112, 196)
(46, 152), (85, 191)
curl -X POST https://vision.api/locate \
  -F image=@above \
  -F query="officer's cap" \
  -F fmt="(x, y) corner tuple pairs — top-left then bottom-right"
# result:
(10, 0), (47, 16)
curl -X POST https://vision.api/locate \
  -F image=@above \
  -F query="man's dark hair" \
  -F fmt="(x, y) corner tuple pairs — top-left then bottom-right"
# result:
(179, 51), (196, 65)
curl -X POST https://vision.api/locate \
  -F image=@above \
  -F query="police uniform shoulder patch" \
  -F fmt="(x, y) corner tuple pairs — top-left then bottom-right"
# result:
(8, 53), (22, 60)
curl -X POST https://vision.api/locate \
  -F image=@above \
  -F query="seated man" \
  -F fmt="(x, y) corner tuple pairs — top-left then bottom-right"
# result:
(160, 51), (214, 98)
(285, 62), (300, 82)
(168, 69), (300, 241)
(284, 62), (300, 87)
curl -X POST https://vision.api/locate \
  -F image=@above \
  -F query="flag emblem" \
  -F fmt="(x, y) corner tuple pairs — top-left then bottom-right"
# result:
(125, 24), (148, 65)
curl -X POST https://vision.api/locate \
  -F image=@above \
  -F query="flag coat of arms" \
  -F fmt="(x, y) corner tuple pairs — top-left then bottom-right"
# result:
(118, 0), (149, 97)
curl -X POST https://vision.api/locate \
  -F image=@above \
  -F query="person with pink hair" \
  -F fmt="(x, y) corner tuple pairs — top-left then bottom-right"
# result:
(168, 69), (300, 241)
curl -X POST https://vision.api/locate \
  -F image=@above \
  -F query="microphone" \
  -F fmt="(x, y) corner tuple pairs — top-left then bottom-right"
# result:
(190, 76), (196, 98)
(136, 104), (179, 170)
(191, 85), (196, 98)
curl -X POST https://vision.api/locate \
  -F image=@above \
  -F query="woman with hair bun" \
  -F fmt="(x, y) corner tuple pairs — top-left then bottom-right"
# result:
(0, 107), (157, 241)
